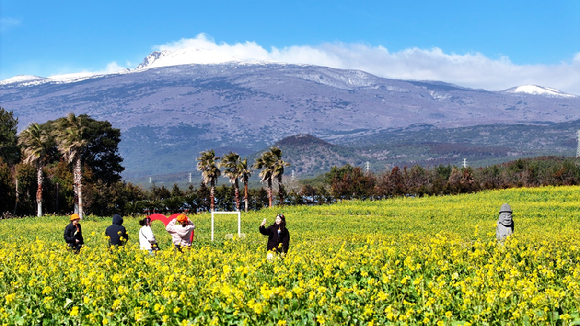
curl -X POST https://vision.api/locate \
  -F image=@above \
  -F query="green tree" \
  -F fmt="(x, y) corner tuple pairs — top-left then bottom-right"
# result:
(43, 160), (74, 215)
(14, 163), (36, 215)
(0, 158), (14, 213)
(0, 107), (20, 166)
(18, 123), (53, 216)
(220, 152), (243, 211)
(149, 184), (171, 201)
(54, 113), (89, 218)
(45, 115), (124, 185)
(197, 150), (221, 212)
(324, 164), (355, 200)
(81, 116), (124, 184)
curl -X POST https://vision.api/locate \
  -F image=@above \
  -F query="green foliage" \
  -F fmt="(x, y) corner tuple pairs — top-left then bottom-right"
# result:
(13, 163), (36, 215)
(45, 114), (124, 185)
(0, 158), (14, 213)
(6, 113), (125, 217)
(0, 107), (20, 165)
(81, 116), (124, 184)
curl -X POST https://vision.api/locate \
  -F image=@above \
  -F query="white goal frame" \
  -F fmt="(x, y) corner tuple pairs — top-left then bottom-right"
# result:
(210, 211), (241, 241)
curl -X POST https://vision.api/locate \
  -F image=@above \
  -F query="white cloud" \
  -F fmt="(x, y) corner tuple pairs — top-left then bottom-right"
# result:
(104, 62), (127, 74)
(150, 34), (580, 95)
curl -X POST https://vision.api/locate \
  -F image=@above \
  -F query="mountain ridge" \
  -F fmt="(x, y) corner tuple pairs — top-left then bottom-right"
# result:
(1, 61), (579, 181)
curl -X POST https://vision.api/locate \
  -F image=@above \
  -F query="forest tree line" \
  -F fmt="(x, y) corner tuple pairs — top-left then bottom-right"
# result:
(2, 107), (580, 217)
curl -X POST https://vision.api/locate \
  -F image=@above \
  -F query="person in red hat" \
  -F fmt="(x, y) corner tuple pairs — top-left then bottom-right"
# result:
(166, 214), (195, 252)
(64, 214), (84, 253)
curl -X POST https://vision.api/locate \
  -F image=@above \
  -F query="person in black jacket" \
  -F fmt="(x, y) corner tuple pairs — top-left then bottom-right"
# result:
(259, 214), (290, 260)
(64, 214), (84, 253)
(105, 214), (129, 247)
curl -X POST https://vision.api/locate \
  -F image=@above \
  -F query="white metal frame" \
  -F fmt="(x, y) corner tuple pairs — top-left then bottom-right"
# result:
(211, 211), (241, 241)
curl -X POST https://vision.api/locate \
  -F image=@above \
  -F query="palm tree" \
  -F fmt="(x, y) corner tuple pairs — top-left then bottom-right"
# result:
(18, 123), (52, 216)
(239, 158), (253, 212)
(197, 149), (221, 212)
(54, 113), (88, 218)
(220, 152), (243, 211)
(271, 147), (291, 206)
(253, 147), (284, 208)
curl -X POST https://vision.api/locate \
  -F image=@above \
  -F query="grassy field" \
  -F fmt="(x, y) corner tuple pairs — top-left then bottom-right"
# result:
(1, 186), (580, 325)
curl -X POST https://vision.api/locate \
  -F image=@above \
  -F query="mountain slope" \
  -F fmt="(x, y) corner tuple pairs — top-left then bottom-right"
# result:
(1, 62), (579, 180)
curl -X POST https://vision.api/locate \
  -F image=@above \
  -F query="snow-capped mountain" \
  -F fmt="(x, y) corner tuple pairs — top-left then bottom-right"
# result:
(0, 72), (122, 87)
(2, 56), (580, 180)
(136, 47), (264, 70)
(0, 75), (47, 86)
(504, 85), (578, 98)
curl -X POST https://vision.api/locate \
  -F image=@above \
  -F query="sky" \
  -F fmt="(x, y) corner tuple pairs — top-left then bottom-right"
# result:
(1, 0), (579, 94)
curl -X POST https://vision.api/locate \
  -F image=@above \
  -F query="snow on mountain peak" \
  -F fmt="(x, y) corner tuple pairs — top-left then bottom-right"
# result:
(505, 85), (577, 98)
(0, 75), (46, 85)
(136, 46), (268, 70)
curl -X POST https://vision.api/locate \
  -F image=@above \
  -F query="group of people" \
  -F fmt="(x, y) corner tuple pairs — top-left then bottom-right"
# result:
(63, 203), (514, 257)
(65, 213), (133, 253)
(63, 212), (291, 257)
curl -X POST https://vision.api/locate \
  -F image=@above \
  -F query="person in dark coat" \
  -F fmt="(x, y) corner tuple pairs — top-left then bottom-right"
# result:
(259, 214), (290, 260)
(496, 203), (514, 241)
(64, 213), (84, 253)
(105, 214), (129, 247)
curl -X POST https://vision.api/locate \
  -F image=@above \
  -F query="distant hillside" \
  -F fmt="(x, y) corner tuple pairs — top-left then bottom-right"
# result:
(1, 61), (579, 181)
(131, 118), (580, 189)
(271, 121), (580, 179)
(248, 135), (363, 178)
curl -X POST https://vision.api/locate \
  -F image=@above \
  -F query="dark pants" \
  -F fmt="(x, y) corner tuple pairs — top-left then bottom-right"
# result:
(68, 243), (82, 253)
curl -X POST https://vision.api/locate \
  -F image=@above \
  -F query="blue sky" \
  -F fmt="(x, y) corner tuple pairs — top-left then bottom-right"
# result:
(1, 0), (579, 93)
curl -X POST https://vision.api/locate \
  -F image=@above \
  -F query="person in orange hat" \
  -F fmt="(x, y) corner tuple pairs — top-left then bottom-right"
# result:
(166, 213), (195, 252)
(64, 214), (84, 253)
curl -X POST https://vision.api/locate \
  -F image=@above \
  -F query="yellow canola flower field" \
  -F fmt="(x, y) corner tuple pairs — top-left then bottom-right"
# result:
(1, 186), (580, 325)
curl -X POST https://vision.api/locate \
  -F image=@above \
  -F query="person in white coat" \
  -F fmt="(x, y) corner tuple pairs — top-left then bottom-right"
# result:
(139, 217), (159, 254)
(166, 214), (195, 252)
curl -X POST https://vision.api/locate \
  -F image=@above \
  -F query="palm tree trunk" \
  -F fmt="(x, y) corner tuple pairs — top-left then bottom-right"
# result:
(36, 166), (43, 217)
(244, 180), (249, 213)
(234, 180), (240, 211)
(267, 179), (273, 207)
(278, 181), (285, 207)
(74, 158), (83, 218)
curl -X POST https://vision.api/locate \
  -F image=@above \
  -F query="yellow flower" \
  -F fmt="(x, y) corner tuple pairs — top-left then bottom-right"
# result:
(154, 303), (165, 313)
(5, 293), (15, 304)
(253, 302), (264, 314)
(69, 306), (79, 316)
